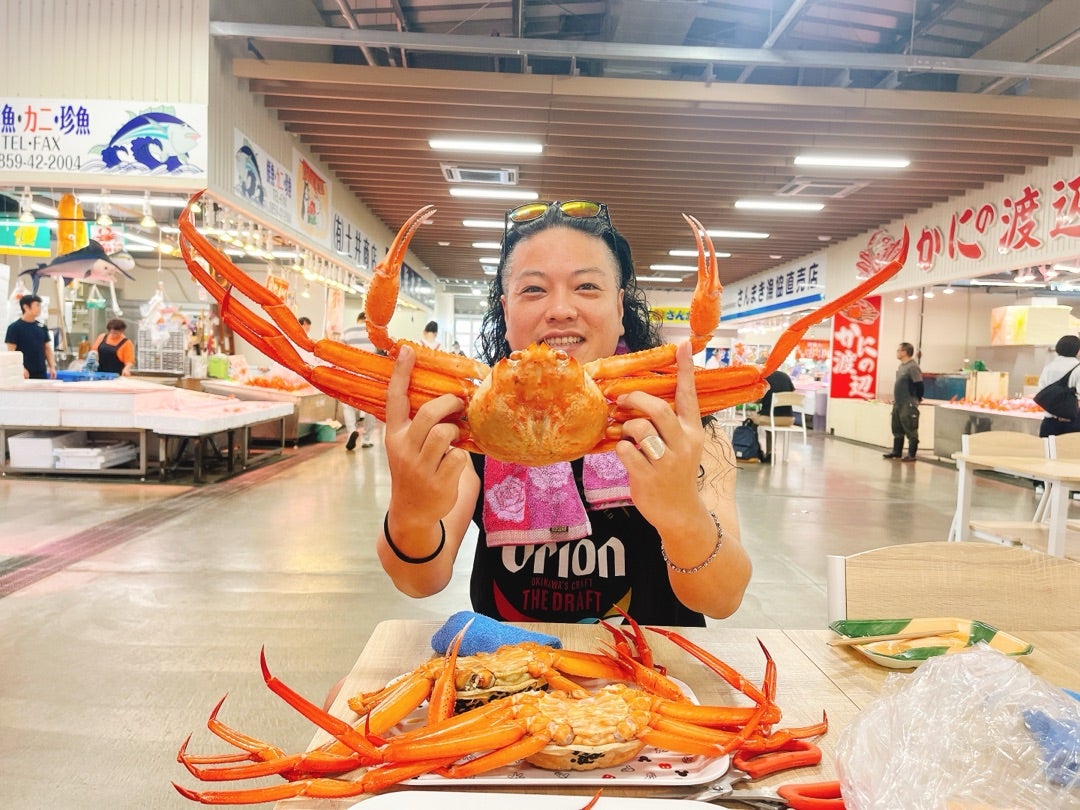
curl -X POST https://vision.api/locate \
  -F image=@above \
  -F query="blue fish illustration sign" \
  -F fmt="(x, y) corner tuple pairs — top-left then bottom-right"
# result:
(0, 98), (207, 178)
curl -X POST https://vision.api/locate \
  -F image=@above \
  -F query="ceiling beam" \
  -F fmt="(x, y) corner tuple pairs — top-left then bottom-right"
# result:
(212, 22), (1080, 84)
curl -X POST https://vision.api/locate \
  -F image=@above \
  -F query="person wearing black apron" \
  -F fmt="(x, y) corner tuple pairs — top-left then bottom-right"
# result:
(91, 318), (134, 376)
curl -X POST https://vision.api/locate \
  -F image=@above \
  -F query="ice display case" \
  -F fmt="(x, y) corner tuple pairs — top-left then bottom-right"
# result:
(197, 379), (337, 444)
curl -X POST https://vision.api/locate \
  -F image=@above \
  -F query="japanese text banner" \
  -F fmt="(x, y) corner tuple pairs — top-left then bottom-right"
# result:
(830, 295), (882, 400)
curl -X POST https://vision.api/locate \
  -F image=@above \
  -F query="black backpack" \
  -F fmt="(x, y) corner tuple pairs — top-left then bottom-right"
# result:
(732, 418), (762, 461)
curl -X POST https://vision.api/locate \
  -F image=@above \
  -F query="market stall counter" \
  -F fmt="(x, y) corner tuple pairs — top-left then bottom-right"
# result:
(198, 378), (337, 445)
(933, 400), (1044, 459)
(0, 378), (292, 483)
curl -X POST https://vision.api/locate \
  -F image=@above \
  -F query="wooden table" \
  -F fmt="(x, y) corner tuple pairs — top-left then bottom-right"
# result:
(950, 452), (1080, 557)
(272, 621), (1080, 808)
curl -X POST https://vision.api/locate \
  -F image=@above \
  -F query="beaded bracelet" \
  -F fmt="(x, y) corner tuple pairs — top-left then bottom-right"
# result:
(660, 511), (724, 574)
(383, 512), (445, 564)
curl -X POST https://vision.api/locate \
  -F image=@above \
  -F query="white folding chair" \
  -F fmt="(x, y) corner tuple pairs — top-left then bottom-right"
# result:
(714, 404), (745, 439)
(757, 391), (807, 463)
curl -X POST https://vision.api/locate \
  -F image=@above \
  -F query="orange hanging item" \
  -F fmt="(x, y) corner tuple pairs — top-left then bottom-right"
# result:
(56, 193), (89, 256)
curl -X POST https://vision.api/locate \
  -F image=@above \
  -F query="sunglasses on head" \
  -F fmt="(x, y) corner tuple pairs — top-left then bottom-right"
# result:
(505, 200), (610, 227)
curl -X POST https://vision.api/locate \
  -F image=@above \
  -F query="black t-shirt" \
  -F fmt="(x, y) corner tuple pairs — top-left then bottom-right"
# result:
(5, 318), (50, 378)
(468, 454), (706, 626)
(759, 370), (796, 417)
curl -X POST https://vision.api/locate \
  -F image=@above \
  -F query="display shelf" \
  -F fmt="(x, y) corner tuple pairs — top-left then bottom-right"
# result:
(1, 426), (150, 478)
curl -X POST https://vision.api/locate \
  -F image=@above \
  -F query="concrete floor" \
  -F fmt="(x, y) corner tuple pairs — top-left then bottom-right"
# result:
(0, 431), (1045, 808)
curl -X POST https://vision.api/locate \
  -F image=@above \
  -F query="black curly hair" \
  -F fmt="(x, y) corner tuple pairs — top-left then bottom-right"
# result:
(475, 203), (663, 365)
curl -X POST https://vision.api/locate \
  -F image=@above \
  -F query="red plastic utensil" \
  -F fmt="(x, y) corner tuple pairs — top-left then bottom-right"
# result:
(777, 779), (844, 809)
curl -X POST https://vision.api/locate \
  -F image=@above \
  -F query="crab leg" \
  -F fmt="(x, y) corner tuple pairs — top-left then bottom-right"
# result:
(646, 628), (771, 706)
(685, 214), (723, 353)
(363, 204), (434, 351)
(175, 756), (461, 804)
(761, 226), (910, 376)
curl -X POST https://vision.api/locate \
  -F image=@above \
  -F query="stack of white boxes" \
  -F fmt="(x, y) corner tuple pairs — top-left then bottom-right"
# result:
(0, 351), (24, 385)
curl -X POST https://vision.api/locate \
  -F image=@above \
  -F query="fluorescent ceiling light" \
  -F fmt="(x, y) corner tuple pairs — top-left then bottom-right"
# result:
(122, 232), (160, 248)
(1052, 263), (1080, 273)
(942, 287), (956, 294)
(31, 201), (59, 217)
(649, 264), (696, 272)
(429, 138), (543, 155)
(478, 256), (500, 264)
(77, 193), (190, 207)
(482, 267), (497, 275)
(463, 219), (505, 229)
(636, 276), (683, 283)
(472, 241), (502, 250)
(893, 295), (905, 302)
(969, 279), (1043, 287)
(794, 155), (910, 169)
(706, 229), (770, 239)
(448, 187), (539, 200)
(734, 200), (825, 212)
(669, 249), (732, 258)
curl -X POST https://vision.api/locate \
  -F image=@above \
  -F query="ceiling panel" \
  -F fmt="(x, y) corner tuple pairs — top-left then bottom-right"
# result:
(213, 0), (1080, 294)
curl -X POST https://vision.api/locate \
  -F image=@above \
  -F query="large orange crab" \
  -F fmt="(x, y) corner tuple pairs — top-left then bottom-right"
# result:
(174, 626), (825, 804)
(177, 193), (908, 466)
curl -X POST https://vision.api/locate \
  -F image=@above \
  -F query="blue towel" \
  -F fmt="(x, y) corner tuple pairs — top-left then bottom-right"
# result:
(431, 611), (562, 656)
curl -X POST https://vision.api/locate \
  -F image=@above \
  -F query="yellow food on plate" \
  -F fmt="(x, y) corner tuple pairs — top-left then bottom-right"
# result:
(864, 632), (969, 656)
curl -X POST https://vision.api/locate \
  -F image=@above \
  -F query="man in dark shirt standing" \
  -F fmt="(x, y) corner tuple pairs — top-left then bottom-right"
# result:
(5, 294), (55, 379)
(883, 342), (923, 462)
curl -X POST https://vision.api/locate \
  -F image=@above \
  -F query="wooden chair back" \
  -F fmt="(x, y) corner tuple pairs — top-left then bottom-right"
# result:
(960, 430), (1045, 458)
(1048, 432), (1080, 460)
(826, 541), (1080, 631)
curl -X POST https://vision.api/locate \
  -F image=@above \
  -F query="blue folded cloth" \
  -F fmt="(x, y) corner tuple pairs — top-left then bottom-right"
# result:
(431, 611), (562, 656)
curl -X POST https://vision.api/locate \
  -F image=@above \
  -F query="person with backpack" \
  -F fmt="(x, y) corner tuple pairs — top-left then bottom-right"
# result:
(1035, 335), (1080, 438)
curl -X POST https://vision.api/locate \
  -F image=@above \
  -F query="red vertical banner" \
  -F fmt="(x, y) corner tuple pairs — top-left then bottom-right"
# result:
(829, 295), (882, 399)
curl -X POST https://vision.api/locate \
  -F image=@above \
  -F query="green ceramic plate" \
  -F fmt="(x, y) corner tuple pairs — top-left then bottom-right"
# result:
(828, 617), (1034, 669)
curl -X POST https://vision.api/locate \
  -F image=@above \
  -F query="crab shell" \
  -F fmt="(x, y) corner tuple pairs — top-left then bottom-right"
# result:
(466, 342), (610, 465)
(521, 685), (653, 771)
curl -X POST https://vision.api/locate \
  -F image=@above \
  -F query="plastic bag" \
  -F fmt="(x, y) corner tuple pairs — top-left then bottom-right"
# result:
(836, 645), (1080, 809)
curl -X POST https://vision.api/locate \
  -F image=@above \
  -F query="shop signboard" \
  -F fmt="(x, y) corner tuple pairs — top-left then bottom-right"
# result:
(0, 99), (207, 178)
(0, 220), (50, 256)
(331, 207), (379, 275)
(720, 253), (825, 321)
(913, 169), (1080, 275)
(401, 261), (435, 309)
(829, 295), (882, 400)
(233, 130), (294, 226)
(651, 305), (690, 323)
(294, 151), (331, 242)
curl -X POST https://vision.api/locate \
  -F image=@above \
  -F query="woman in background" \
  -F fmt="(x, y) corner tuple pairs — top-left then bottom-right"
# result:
(91, 318), (134, 376)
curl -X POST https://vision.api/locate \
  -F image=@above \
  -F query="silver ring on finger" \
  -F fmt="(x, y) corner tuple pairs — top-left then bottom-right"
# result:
(638, 434), (667, 461)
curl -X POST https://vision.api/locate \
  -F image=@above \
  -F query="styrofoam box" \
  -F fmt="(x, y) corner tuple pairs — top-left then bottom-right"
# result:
(57, 387), (174, 412)
(0, 352), (23, 367)
(7, 431), (88, 469)
(0, 387), (61, 408)
(0, 407), (62, 426)
(54, 442), (138, 470)
(60, 409), (138, 428)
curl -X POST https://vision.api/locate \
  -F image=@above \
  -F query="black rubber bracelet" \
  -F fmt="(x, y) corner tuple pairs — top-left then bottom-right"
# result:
(383, 512), (445, 564)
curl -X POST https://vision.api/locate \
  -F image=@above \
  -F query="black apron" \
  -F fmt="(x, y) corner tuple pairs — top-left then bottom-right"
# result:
(97, 337), (128, 374)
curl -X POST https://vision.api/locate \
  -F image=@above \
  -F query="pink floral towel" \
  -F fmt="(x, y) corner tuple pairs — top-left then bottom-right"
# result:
(483, 451), (632, 547)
